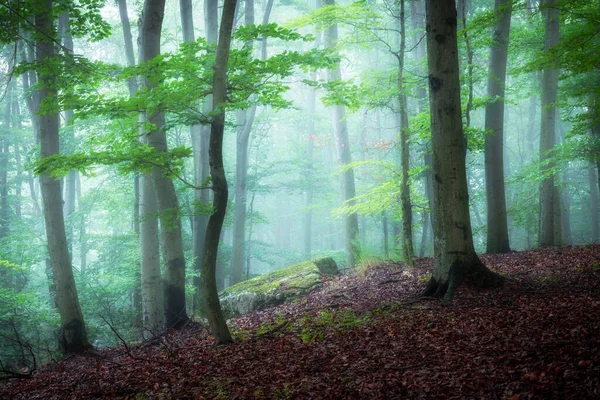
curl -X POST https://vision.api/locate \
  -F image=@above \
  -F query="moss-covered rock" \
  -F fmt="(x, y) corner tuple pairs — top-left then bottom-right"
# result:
(219, 257), (338, 318)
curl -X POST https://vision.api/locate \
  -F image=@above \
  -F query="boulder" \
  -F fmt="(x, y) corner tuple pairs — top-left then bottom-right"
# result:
(219, 257), (338, 318)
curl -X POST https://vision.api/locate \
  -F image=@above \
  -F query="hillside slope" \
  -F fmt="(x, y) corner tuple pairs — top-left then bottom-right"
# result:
(1, 245), (599, 399)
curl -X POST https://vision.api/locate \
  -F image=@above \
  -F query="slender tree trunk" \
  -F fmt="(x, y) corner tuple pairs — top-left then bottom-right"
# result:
(589, 166), (599, 243)
(231, 0), (274, 282)
(36, 0), (90, 352)
(539, 0), (560, 247)
(422, 0), (503, 303)
(396, 0), (415, 266)
(58, 13), (78, 258)
(12, 93), (22, 219)
(382, 212), (389, 258)
(484, 0), (512, 253)
(0, 86), (11, 240)
(193, 0), (218, 314)
(323, 0), (360, 267)
(179, 0), (211, 315)
(410, 0), (433, 257)
(140, 0), (188, 329)
(202, 0), (237, 344)
(140, 172), (164, 336)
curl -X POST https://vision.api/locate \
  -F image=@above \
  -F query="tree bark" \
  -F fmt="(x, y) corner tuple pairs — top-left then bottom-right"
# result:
(484, 0), (512, 254)
(192, 0), (218, 315)
(202, 0), (237, 344)
(397, 0), (415, 266)
(539, 0), (561, 247)
(422, 0), (503, 303)
(590, 166), (599, 243)
(231, 0), (273, 283)
(36, 0), (90, 352)
(323, 0), (360, 268)
(0, 85), (11, 240)
(140, 0), (189, 329)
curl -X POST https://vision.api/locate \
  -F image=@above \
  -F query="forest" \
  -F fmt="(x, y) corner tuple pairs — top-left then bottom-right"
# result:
(0, 0), (599, 397)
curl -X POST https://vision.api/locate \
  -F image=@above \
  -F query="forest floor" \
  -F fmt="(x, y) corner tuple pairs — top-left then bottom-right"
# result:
(1, 245), (600, 399)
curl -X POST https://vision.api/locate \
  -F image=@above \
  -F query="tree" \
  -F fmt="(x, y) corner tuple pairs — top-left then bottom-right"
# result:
(179, 0), (212, 314)
(35, 0), (90, 352)
(231, 0), (275, 284)
(323, 0), (360, 268)
(230, 0), (257, 286)
(202, 0), (237, 344)
(484, 0), (512, 254)
(397, 0), (415, 266)
(422, 0), (503, 303)
(538, 0), (561, 247)
(139, 0), (189, 328)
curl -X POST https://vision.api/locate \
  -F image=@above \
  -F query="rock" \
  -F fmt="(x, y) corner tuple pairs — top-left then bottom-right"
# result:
(219, 257), (338, 318)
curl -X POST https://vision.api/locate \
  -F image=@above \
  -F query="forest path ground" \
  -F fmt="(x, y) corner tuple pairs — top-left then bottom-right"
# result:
(1, 245), (599, 399)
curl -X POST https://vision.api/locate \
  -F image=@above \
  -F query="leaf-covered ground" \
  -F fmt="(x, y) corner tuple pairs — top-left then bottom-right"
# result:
(2, 245), (599, 399)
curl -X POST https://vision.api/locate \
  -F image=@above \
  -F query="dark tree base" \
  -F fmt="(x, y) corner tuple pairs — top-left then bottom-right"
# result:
(422, 257), (504, 305)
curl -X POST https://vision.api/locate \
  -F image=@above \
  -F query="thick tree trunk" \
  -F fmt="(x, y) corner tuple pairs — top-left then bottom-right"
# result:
(423, 0), (503, 303)
(539, 0), (560, 247)
(323, 0), (360, 268)
(140, 0), (189, 329)
(202, 0), (237, 344)
(484, 0), (512, 254)
(36, 0), (90, 352)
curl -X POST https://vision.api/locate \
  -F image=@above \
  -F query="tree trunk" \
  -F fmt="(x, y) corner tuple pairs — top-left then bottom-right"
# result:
(59, 12), (78, 259)
(140, 172), (165, 336)
(589, 166), (599, 243)
(0, 86), (11, 240)
(202, 0), (237, 344)
(192, 0), (218, 314)
(179, 0), (211, 315)
(140, 0), (188, 329)
(36, 0), (90, 352)
(323, 0), (360, 268)
(231, 0), (273, 283)
(422, 0), (503, 303)
(539, 0), (560, 247)
(484, 0), (512, 254)
(410, 0), (433, 257)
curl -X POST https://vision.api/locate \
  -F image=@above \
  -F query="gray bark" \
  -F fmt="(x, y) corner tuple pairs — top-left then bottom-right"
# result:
(140, 0), (189, 329)
(202, 0), (237, 344)
(231, 0), (273, 284)
(484, 0), (512, 253)
(422, 0), (502, 303)
(397, 0), (414, 266)
(192, 0), (218, 315)
(589, 166), (599, 243)
(539, 0), (561, 247)
(36, 0), (90, 352)
(323, 0), (360, 268)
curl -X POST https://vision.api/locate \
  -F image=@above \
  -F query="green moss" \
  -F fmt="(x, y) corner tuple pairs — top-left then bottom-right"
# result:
(220, 258), (336, 297)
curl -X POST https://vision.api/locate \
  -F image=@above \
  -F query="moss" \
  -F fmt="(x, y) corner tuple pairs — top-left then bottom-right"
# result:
(220, 258), (337, 297)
